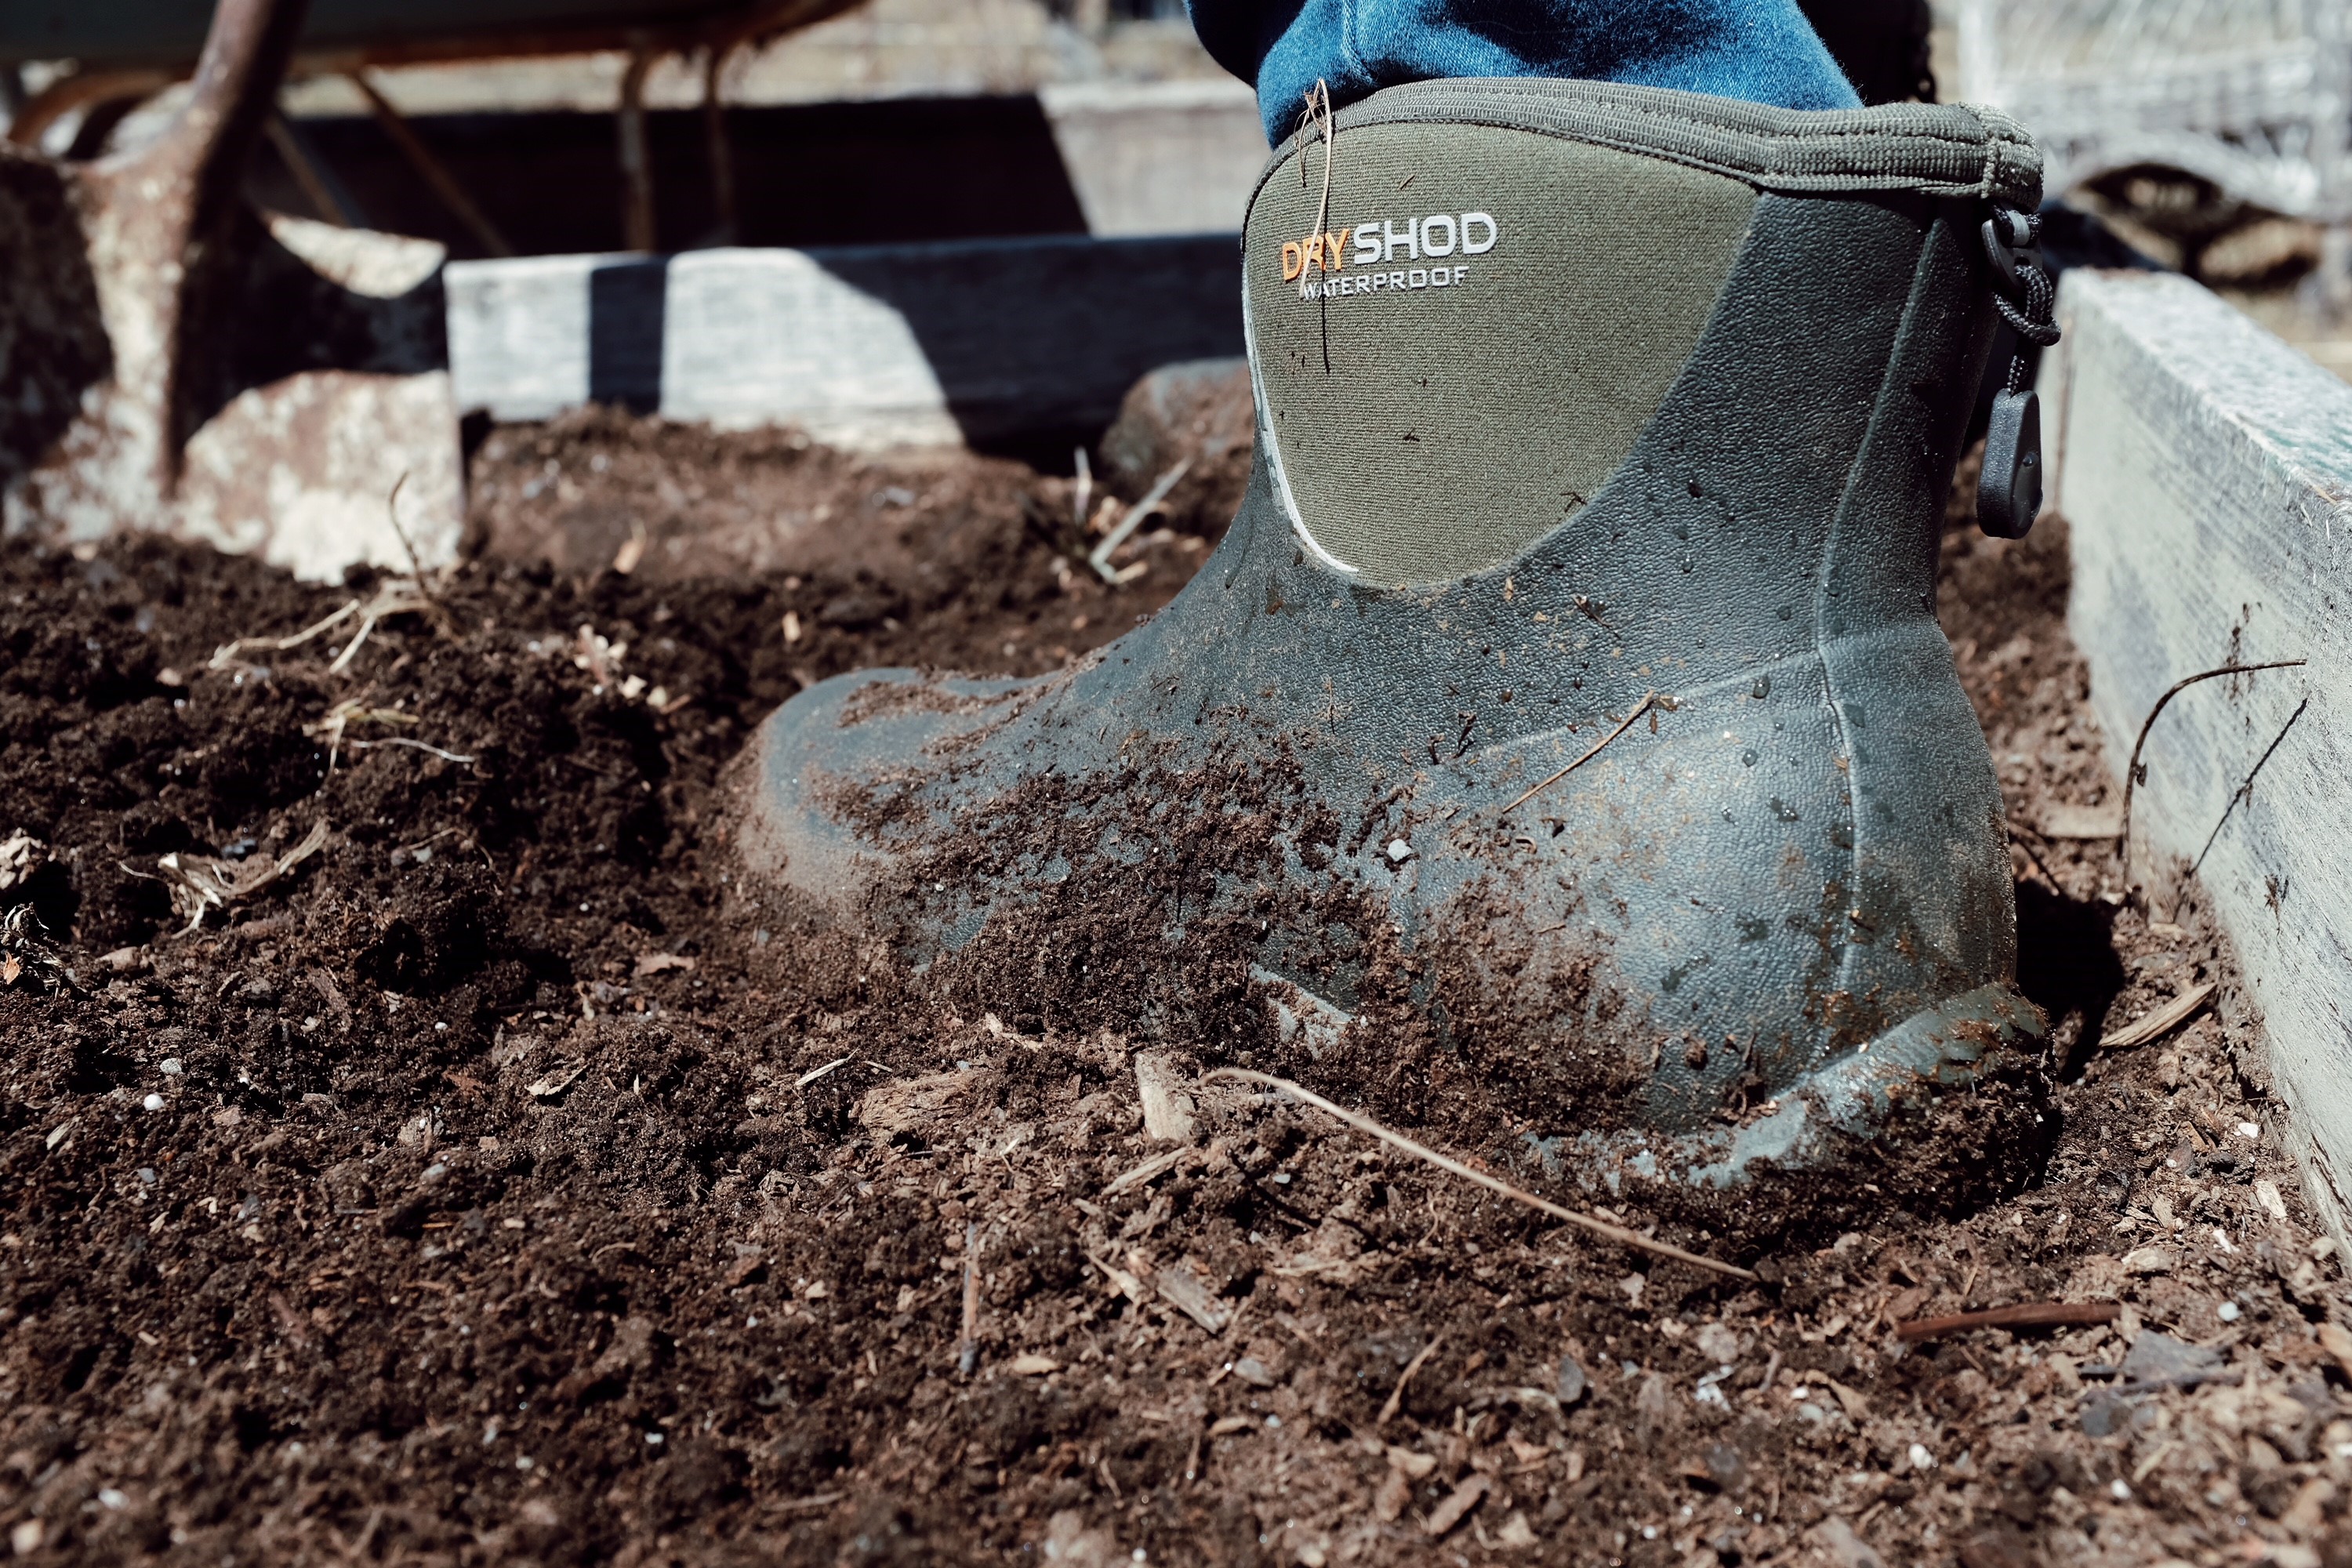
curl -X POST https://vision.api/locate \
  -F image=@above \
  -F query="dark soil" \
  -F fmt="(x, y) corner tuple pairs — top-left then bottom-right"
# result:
(462, 404), (1248, 609)
(2, 433), (2347, 1567)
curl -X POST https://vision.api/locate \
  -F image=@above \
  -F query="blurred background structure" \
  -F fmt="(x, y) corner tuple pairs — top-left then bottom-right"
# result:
(1947, 0), (2352, 303)
(0, 0), (1262, 581)
(1955, 0), (2352, 235)
(1944, 0), (2352, 368)
(9, 2), (2352, 263)
(0, 0), (1258, 255)
(8, 0), (2352, 583)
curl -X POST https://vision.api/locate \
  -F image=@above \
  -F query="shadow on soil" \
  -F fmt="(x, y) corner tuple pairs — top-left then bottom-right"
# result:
(2013, 877), (2129, 1073)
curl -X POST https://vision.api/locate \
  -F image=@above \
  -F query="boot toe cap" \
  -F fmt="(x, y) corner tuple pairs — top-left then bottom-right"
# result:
(739, 667), (1025, 911)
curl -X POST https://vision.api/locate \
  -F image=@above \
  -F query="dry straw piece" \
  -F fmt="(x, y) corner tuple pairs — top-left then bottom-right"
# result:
(2097, 982), (2216, 1052)
(146, 820), (331, 935)
(0, 831), (45, 892)
(1204, 1069), (1757, 1282)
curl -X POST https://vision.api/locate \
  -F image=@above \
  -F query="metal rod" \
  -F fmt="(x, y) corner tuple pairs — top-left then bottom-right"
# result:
(64, 95), (147, 160)
(702, 42), (739, 244)
(617, 45), (658, 253)
(345, 69), (514, 257)
(264, 111), (356, 225)
(5, 67), (177, 150)
(101, 0), (316, 492)
(277, 0), (862, 77)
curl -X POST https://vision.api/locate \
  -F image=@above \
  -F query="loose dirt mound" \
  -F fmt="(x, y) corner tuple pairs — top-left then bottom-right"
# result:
(0, 437), (2345, 1566)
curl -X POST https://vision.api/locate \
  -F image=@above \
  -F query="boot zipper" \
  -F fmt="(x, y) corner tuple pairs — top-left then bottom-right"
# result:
(1977, 206), (2062, 539)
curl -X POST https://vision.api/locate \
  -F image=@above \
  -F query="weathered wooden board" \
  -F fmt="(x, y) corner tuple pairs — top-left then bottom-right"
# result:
(2044, 268), (2352, 1240)
(443, 234), (1246, 449)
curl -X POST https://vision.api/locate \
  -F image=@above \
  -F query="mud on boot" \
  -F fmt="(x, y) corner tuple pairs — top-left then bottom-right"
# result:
(734, 78), (2056, 1216)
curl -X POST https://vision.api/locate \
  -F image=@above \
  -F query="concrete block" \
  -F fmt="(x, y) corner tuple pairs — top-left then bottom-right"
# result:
(445, 234), (1245, 450)
(1040, 79), (1265, 238)
(1097, 355), (1250, 495)
(177, 368), (463, 583)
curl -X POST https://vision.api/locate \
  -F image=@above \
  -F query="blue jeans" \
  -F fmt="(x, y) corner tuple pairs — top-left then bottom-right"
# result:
(1187, 0), (1861, 143)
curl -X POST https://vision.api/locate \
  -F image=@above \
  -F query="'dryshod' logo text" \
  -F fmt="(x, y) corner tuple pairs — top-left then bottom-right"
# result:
(1279, 212), (1497, 300)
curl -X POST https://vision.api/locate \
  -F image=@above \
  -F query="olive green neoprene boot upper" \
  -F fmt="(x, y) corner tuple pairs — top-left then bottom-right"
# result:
(736, 79), (2053, 1192)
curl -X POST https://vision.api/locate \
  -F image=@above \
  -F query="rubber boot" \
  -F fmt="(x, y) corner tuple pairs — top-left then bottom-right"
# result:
(736, 79), (2050, 1191)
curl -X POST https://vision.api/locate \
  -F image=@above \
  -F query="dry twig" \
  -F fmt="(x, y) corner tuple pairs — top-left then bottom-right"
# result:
(1154, 1261), (1234, 1334)
(956, 1222), (980, 1376)
(1085, 1250), (1146, 1305)
(1088, 459), (1191, 586)
(1895, 1301), (2118, 1343)
(1376, 1332), (1443, 1426)
(210, 597), (361, 669)
(1423, 1472), (1490, 1537)
(323, 583), (432, 675)
(794, 1055), (852, 1089)
(2118, 661), (2306, 857)
(1206, 1069), (1757, 1282)
(1104, 1145), (1193, 1196)
(304, 699), (417, 771)
(384, 474), (455, 632)
(2096, 982), (2216, 1053)
(346, 737), (477, 764)
(776, 1492), (844, 1515)
(208, 581), (430, 677)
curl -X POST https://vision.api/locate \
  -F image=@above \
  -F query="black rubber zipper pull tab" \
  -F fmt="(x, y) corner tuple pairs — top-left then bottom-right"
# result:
(1976, 205), (2061, 539)
(1978, 385), (2042, 539)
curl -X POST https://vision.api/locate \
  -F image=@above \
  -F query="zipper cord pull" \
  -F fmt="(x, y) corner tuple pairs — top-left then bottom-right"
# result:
(1977, 206), (2061, 539)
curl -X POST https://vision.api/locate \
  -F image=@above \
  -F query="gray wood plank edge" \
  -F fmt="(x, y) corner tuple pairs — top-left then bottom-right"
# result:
(2045, 269), (2352, 1245)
